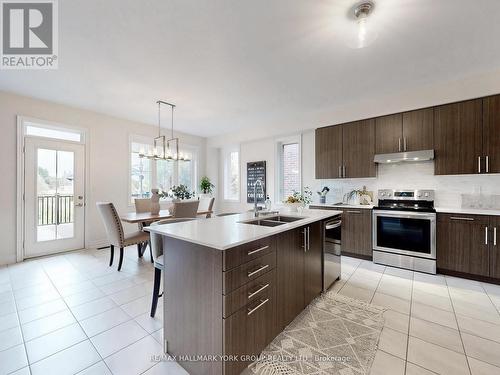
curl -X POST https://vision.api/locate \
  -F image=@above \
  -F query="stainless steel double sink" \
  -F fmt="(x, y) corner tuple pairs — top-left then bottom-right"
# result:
(240, 215), (305, 227)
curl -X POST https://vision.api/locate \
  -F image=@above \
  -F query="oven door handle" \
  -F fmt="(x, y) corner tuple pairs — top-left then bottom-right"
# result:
(325, 221), (342, 230)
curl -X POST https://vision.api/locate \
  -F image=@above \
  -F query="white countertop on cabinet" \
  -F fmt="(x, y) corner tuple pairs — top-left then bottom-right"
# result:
(145, 209), (342, 250)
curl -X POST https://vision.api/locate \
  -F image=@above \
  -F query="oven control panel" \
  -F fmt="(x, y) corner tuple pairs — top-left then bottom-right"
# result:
(378, 189), (435, 201)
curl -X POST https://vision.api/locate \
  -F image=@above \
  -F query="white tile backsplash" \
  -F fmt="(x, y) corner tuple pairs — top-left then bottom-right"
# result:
(310, 161), (500, 208)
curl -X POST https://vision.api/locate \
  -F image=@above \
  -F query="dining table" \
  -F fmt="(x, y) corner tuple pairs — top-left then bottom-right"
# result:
(120, 209), (213, 226)
(115, 209), (212, 256)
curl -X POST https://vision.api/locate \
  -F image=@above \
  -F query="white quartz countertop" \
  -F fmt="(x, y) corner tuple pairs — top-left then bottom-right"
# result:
(309, 203), (374, 209)
(436, 207), (500, 216)
(144, 209), (342, 250)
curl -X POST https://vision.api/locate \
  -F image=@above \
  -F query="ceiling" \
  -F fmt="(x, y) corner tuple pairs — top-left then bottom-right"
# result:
(1, 0), (500, 138)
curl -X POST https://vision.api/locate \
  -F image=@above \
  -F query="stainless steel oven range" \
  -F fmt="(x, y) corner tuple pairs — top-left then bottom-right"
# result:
(372, 189), (436, 274)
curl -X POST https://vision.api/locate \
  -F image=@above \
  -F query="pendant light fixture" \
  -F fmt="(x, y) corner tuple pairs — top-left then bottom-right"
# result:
(139, 100), (190, 162)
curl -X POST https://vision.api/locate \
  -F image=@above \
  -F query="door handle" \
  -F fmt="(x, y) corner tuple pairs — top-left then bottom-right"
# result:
(485, 226), (488, 245)
(75, 203), (84, 207)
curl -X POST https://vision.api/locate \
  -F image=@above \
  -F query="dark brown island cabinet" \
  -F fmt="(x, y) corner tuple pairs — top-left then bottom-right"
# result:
(161, 219), (328, 375)
(315, 93), (500, 178)
(437, 213), (500, 281)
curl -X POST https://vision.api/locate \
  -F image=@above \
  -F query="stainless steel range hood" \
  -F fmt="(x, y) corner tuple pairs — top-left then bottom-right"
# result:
(374, 150), (434, 164)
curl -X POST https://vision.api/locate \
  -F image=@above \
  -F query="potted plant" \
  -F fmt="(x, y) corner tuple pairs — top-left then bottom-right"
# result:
(199, 176), (215, 197)
(163, 185), (195, 201)
(284, 187), (313, 212)
(317, 186), (330, 204)
(345, 186), (373, 205)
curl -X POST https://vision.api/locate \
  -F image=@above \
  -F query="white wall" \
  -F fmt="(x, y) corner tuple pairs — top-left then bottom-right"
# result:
(0, 91), (206, 265)
(216, 128), (500, 213)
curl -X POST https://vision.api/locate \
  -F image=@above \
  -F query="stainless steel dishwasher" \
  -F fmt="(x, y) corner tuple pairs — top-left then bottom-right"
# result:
(323, 215), (342, 291)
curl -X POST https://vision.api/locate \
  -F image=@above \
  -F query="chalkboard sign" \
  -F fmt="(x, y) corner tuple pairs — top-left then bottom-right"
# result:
(247, 161), (266, 203)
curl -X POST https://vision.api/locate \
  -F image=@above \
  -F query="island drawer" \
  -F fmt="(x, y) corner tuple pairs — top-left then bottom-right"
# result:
(223, 236), (275, 271)
(223, 284), (277, 375)
(223, 268), (276, 318)
(223, 251), (276, 294)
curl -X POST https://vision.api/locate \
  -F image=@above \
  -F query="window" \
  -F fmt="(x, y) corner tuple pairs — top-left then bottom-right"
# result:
(277, 136), (301, 202)
(223, 148), (240, 201)
(129, 136), (198, 203)
(25, 121), (84, 143)
(130, 141), (153, 200)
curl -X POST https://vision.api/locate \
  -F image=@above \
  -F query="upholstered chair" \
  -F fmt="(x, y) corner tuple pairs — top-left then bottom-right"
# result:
(96, 202), (150, 271)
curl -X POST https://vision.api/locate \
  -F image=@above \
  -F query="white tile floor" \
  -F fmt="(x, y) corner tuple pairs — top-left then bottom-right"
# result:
(335, 257), (500, 375)
(0, 246), (186, 375)
(1, 249), (500, 375)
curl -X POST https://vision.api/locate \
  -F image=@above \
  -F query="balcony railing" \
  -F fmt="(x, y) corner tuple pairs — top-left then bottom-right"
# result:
(38, 194), (74, 226)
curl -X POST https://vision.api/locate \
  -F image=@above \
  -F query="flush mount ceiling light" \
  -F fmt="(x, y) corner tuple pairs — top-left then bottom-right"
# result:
(346, 1), (378, 49)
(139, 100), (190, 162)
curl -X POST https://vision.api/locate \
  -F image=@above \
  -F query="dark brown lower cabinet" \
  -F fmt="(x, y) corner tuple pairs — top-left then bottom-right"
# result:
(277, 222), (324, 331)
(341, 209), (372, 259)
(489, 216), (500, 279)
(223, 285), (277, 375)
(437, 213), (491, 278)
(304, 221), (323, 306)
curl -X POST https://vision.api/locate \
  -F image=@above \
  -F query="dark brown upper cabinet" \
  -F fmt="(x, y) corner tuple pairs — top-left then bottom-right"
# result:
(434, 99), (483, 175)
(375, 114), (403, 154)
(483, 95), (500, 174)
(402, 108), (434, 152)
(342, 119), (376, 178)
(315, 120), (375, 179)
(375, 109), (434, 154)
(315, 125), (342, 179)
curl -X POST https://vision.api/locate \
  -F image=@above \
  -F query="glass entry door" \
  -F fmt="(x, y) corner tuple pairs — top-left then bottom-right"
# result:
(24, 138), (85, 257)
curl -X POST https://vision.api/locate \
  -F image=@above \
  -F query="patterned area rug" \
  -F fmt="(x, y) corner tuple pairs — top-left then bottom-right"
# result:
(250, 292), (386, 375)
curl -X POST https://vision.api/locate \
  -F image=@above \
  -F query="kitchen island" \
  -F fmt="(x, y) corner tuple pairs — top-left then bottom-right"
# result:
(146, 209), (342, 375)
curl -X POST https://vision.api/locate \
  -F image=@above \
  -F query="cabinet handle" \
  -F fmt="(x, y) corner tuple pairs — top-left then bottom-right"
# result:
(248, 283), (269, 299)
(485, 227), (488, 245)
(398, 138), (401, 152)
(247, 298), (269, 316)
(302, 228), (307, 252)
(247, 264), (269, 278)
(450, 216), (474, 221)
(404, 137), (407, 151)
(486, 156), (489, 173)
(342, 165), (346, 178)
(478, 156), (482, 173)
(338, 165), (342, 178)
(347, 210), (362, 214)
(247, 245), (269, 256)
(494, 227), (497, 246)
(307, 227), (310, 251)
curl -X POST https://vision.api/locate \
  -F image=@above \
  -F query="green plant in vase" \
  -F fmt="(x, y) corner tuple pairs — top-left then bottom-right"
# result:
(165, 185), (195, 200)
(199, 176), (215, 195)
